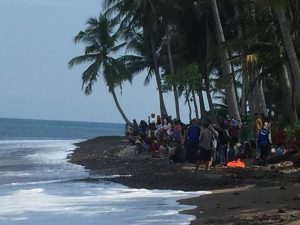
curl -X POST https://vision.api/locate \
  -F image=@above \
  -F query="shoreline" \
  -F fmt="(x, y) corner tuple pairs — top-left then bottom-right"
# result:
(69, 136), (300, 224)
(180, 184), (300, 225)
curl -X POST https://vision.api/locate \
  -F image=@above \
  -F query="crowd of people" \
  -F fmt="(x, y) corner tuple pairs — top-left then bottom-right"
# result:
(125, 113), (300, 171)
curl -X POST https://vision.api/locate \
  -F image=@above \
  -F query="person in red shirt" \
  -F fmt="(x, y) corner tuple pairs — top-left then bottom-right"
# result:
(287, 135), (298, 149)
(275, 123), (285, 147)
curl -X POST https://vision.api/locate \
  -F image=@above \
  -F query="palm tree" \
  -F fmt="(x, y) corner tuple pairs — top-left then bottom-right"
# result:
(210, 0), (241, 120)
(104, 0), (168, 117)
(280, 62), (298, 123)
(158, 1), (182, 120)
(165, 1), (216, 120)
(68, 13), (132, 125)
(275, 5), (300, 116)
(164, 25), (181, 120)
(233, 0), (299, 122)
(120, 29), (171, 115)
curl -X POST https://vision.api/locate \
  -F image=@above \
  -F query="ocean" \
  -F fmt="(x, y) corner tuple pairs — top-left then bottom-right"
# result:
(0, 118), (204, 225)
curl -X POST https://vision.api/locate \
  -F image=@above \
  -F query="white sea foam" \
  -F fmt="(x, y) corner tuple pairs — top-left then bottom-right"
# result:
(0, 182), (209, 225)
(0, 140), (83, 152)
(89, 174), (132, 179)
(0, 139), (86, 184)
(0, 179), (66, 187)
(0, 139), (209, 225)
(0, 171), (32, 176)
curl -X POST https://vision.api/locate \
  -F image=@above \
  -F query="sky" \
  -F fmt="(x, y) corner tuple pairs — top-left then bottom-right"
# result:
(0, 0), (203, 124)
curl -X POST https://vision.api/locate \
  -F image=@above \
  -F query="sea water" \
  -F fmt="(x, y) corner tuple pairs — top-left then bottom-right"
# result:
(0, 118), (206, 225)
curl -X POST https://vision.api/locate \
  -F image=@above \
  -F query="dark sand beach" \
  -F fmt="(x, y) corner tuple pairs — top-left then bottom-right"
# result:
(69, 136), (300, 224)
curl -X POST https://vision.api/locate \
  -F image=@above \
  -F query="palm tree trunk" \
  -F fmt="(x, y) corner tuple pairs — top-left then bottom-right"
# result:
(172, 85), (180, 119)
(281, 63), (298, 123)
(165, 24), (181, 120)
(248, 87), (255, 115)
(241, 73), (248, 117)
(210, 0), (241, 120)
(253, 80), (259, 114)
(198, 87), (206, 118)
(250, 70), (267, 116)
(230, 62), (240, 108)
(149, 31), (168, 117)
(234, 0), (243, 41)
(258, 80), (267, 116)
(247, 70), (255, 116)
(185, 90), (192, 121)
(205, 17), (217, 122)
(234, 0), (247, 117)
(203, 73), (216, 121)
(111, 88), (131, 125)
(276, 7), (300, 115)
(252, 71), (265, 115)
(192, 89), (199, 119)
(247, 71), (255, 115)
(248, 71), (263, 115)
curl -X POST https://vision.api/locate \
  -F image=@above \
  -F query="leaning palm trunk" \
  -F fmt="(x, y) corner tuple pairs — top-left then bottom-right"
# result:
(210, 0), (241, 120)
(276, 7), (300, 116)
(165, 25), (181, 120)
(281, 63), (298, 123)
(149, 31), (168, 117)
(111, 88), (132, 125)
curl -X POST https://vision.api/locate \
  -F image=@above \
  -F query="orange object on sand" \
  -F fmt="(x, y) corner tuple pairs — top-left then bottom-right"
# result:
(227, 159), (245, 168)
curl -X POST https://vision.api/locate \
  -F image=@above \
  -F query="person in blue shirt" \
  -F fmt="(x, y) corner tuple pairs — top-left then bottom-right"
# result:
(258, 122), (271, 163)
(185, 119), (201, 163)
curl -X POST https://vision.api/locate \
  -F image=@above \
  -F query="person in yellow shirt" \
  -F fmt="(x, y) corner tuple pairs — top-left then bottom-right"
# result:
(253, 113), (263, 159)
(255, 113), (263, 133)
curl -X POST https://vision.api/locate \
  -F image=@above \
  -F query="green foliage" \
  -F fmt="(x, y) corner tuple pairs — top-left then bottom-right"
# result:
(69, 0), (300, 124)
(296, 123), (300, 140)
(284, 122), (300, 142)
(164, 63), (202, 87)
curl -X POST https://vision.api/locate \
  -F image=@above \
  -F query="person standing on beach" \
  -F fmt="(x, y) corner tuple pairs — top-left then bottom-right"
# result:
(173, 120), (183, 144)
(275, 123), (285, 148)
(148, 113), (156, 126)
(216, 121), (229, 164)
(253, 113), (263, 159)
(186, 119), (201, 163)
(207, 120), (218, 166)
(195, 121), (213, 172)
(258, 122), (271, 164)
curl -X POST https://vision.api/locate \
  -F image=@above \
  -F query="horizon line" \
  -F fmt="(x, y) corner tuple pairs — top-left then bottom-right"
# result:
(0, 117), (125, 125)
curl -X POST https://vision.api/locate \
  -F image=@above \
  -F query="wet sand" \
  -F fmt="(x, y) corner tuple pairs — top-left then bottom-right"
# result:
(69, 136), (300, 224)
(181, 184), (300, 224)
